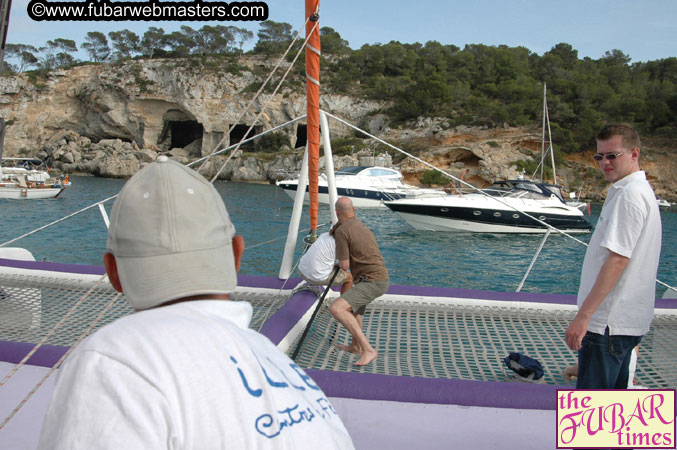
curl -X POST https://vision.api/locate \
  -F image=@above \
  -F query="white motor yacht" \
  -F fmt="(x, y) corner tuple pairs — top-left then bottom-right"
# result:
(276, 165), (445, 208)
(384, 178), (592, 233)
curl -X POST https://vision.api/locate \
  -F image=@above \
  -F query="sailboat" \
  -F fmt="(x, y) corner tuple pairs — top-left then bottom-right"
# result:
(383, 85), (592, 233)
(0, 158), (68, 199)
(0, 3), (675, 450)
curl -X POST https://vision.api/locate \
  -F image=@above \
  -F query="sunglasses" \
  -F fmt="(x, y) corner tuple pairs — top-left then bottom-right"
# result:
(593, 152), (625, 161)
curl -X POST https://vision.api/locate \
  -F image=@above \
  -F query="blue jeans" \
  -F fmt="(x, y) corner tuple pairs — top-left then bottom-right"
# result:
(576, 328), (642, 389)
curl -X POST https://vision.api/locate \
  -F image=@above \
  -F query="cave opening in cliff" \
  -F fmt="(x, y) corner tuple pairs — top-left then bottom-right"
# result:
(230, 124), (259, 150)
(295, 125), (307, 148)
(168, 120), (203, 149)
(455, 149), (480, 168)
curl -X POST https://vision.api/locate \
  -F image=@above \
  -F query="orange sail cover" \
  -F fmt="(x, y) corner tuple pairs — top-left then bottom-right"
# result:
(305, 0), (321, 233)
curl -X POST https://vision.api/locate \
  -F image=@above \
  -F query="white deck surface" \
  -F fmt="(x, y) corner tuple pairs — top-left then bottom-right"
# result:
(1, 361), (557, 450)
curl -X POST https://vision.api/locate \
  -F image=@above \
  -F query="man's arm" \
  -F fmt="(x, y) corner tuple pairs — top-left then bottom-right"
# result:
(565, 251), (630, 351)
(339, 259), (350, 271)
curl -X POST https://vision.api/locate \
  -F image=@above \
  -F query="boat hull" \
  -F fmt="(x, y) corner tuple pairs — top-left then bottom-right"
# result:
(0, 186), (65, 199)
(277, 181), (399, 208)
(385, 195), (592, 234)
(277, 180), (444, 208)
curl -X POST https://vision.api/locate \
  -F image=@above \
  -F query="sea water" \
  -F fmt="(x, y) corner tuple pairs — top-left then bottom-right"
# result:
(0, 175), (674, 297)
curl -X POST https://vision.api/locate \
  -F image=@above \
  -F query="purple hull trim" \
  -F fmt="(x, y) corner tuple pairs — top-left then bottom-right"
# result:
(259, 289), (318, 345)
(0, 258), (107, 276)
(0, 340), (558, 410)
(307, 369), (558, 410)
(0, 340), (69, 368)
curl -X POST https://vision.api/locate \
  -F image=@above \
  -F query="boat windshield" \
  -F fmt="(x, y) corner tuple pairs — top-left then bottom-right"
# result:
(336, 166), (369, 175)
(363, 168), (401, 178)
(484, 180), (566, 202)
(336, 166), (400, 178)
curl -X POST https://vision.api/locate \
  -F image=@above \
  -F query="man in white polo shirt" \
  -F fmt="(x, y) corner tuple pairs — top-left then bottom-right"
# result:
(565, 123), (662, 389)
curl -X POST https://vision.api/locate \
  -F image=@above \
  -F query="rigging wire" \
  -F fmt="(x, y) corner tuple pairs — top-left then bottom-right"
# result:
(321, 110), (674, 292)
(208, 19), (321, 183)
(0, 10), (324, 427)
(197, 15), (314, 173)
(322, 110), (590, 245)
(0, 288), (122, 431)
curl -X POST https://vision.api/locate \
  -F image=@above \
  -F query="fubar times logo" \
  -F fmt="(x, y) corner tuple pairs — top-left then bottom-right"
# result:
(557, 389), (676, 448)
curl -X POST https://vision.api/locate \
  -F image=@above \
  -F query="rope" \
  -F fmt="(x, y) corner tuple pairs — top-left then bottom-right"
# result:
(0, 273), (110, 388)
(292, 266), (340, 360)
(0, 290), (122, 431)
(516, 229), (551, 292)
(197, 15), (314, 173)
(257, 221), (332, 328)
(0, 199), (115, 248)
(208, 19), (321, 184)
(321, 110), (590, 246)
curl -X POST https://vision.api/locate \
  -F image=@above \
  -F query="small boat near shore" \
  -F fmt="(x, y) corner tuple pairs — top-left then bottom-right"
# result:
(0, 159), (68, 200)
(657, 197), (671, 208)
(276, 165), (445, 208)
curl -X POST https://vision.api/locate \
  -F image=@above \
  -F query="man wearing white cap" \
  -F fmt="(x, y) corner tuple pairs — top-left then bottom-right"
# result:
(38, 156), (354, 449)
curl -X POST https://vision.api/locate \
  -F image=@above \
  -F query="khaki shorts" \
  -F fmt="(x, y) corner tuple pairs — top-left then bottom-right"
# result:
(300, 268), (348, 286)
(344, 279), (389, 315)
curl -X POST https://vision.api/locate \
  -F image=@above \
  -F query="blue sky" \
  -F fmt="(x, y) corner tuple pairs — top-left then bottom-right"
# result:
(7, 0), (677, 63)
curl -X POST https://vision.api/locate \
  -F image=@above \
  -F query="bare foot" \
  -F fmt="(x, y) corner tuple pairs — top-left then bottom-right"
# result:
(564, 365), (577, 380)
(335, 343), (361, 354)
(354, 349), (378, 366)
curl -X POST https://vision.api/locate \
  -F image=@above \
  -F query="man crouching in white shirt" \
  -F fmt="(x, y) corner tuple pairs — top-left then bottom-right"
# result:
(298, 232), (352, 292)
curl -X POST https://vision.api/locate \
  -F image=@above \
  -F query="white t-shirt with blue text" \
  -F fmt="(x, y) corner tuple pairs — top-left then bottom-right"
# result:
(38, 300), (354, 449)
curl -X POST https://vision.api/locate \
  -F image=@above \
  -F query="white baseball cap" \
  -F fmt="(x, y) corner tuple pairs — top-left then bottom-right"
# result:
(107, 156), (237, 310)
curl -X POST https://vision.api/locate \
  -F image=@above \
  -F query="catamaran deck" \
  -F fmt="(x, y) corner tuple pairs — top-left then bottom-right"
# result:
(1, 258), (676, 450)
(1, 259), (675, 388)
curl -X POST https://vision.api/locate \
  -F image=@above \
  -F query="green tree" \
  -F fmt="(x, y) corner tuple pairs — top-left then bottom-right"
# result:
(108, 30), (140, 60)
(5, 44), (39, 72)
(255, 131), (292, 152)
(253, 21), (294, 56)
(82, 32), (110, 62)
(165, 30), (195, 57)
(228, 26), (254, 55)
(320, 27), (350, 55)
(40, 38), (78, 69)
(140, 27), (166, 59)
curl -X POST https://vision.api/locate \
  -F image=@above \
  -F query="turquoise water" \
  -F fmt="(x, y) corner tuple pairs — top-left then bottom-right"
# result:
(1, 175), (675, 296)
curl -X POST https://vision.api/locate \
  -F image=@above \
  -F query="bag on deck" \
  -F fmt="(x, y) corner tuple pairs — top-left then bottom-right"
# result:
(504, 352), (544, 382)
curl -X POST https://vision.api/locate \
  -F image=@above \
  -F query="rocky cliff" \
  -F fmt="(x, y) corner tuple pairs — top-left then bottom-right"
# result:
(0, 58), (674, 201)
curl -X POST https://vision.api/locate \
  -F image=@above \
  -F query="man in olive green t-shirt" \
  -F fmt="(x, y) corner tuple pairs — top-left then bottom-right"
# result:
(329, 197), (389, 366)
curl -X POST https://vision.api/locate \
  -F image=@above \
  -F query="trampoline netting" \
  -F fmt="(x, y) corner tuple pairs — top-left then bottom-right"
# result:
(1, 272), (675, 389)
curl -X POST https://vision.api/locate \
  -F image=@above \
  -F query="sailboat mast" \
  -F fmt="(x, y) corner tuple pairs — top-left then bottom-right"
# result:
(540, 83), (557, 184)
(305, 0), (321, 234)
(540, 84), (547, 182)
